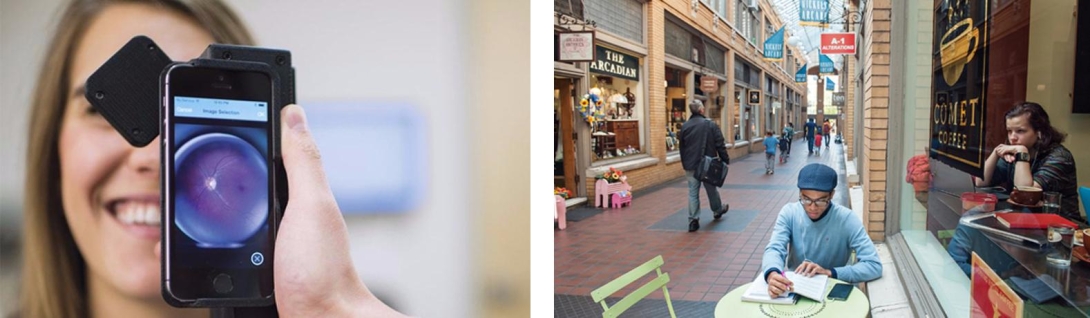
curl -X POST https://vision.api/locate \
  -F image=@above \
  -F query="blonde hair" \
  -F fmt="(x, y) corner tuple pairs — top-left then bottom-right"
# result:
(21, 1), (253, 316)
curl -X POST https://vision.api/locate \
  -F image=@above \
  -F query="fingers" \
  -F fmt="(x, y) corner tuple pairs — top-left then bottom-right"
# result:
(767, 274), (793, 297)
(279, 105), (334, 202)
(798, 261), (824, 277)
(797, 262), (812, 276)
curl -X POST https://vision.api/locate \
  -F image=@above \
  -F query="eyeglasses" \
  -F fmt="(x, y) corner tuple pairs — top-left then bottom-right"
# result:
(799, 196), (831, 207)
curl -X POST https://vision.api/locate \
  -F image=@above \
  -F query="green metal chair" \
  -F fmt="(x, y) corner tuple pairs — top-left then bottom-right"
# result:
(590, 255), (676, 318)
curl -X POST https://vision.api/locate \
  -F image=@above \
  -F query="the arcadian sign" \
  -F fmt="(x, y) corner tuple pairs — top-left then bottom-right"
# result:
(589, 45), (639, 81)
(929, 0), (989, 177)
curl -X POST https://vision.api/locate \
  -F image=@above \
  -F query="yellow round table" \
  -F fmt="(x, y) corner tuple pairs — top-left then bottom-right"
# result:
(714, 278), (870, 318)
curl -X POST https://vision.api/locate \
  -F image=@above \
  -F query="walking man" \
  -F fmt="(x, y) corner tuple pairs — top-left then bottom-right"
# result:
(679, 100), (730, 232)
(822, 119), (832, 148)
(805, 118), (817, 155)
(763, 131), (778, 174)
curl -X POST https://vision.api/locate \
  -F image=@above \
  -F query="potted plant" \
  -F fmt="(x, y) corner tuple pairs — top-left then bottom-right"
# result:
(554, 187), (572, 200)
(597, 167), (625, 184)
(906, 153), (931, 205)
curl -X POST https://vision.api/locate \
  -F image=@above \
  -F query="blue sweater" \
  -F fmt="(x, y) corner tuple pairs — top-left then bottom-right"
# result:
(761, 202), (883, 283)
(763, 136), (778, 154)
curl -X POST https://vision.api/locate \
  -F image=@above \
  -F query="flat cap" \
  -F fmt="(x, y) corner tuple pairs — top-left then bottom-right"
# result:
(798, 163), (837, 192)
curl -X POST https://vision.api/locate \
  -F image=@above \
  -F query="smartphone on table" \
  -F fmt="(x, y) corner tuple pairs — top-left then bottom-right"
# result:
(161, 62), (280, 307)
(827, 283), (853, 301)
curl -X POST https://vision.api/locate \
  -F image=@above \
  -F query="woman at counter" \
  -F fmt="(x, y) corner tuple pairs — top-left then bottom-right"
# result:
(974, 102), (1082, 223)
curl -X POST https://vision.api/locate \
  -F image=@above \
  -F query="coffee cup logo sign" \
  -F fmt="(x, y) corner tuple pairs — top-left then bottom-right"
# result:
(748, 91), (761, 105)
(930, 0), (989, 177)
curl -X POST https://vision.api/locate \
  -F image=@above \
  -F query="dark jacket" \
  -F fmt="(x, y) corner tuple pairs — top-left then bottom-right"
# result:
(805, 121), (817, 137)
(679, 113), (729, 171)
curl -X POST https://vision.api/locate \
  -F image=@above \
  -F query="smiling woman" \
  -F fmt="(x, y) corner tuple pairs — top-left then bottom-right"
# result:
(19, 1), (251, 317)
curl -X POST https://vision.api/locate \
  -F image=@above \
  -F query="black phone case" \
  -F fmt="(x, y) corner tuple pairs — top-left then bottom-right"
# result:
(84, 36), (172, 147)
(159, 59), (282, 309)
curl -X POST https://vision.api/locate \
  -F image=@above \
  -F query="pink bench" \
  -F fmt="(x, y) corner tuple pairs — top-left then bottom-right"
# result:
(611, 192), (632, 208)
(594, 178), (632, 208)
(555, 195), (567, 230)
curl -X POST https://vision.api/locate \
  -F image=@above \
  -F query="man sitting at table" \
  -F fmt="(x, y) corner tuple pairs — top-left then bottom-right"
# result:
(761, 163), (883, 297)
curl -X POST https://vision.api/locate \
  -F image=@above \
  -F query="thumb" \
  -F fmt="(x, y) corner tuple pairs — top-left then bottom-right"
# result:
(280, 104), (332, 200)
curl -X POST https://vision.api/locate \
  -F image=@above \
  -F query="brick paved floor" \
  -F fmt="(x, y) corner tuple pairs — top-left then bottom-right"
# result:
(555, 137), (848, 316)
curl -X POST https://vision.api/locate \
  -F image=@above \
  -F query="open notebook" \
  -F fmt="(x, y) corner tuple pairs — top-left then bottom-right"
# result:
(741, 271), (829, 304)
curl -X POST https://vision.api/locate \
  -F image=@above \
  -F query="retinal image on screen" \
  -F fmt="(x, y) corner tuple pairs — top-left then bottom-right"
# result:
(171, 96), (272, 269)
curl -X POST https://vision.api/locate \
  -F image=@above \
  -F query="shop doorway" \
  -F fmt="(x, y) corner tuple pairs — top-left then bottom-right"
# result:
(554, 78), (578, 195)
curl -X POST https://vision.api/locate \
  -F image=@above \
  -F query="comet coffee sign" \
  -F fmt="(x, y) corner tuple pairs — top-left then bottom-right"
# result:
(929, 0), (990, 177)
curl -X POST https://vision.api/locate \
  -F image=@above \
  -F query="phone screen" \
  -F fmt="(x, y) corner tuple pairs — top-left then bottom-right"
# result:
(827, 283), (853, 301)
(164, 66), (275, 302)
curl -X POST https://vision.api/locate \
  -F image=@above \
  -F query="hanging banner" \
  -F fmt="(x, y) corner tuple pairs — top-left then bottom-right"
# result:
(799, 0), (830, 27)
(832, 92), (845, 106)
(700, 76), (718, 94)
(556, 31), (595, 62)
(826, 78), (835, 91)
(929, 0), (989, 177)
(795, 64), (807, 82)
(820, 32), (857, 54)
(819, 54), (834, 73)
(763, 27), (785, 61)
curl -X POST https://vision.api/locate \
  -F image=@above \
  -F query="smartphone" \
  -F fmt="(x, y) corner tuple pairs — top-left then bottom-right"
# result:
(161, 61), (280, 307)
(827, 283), (853, 301)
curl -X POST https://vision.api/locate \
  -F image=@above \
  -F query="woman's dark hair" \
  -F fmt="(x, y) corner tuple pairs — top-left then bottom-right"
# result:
(1005, 101), (1067, 150)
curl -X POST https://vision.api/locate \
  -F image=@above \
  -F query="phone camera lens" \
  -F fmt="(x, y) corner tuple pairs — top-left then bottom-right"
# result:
(94, 91), (105, 99)
(221, 51), (232, 60)
(132, 128), (142, 135)
(218, 75), (225, 82)
(275, 55), (286, 66)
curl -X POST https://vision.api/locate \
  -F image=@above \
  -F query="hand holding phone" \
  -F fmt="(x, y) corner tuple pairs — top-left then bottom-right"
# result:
(162, 61), (280, 307)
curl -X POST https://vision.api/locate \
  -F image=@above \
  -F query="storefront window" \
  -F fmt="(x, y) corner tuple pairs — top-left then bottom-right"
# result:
(665, 67), (688, 152)
(733, 89), (744, 141)
(588, 45), (644, 162)
(892, 0), (1090, 316)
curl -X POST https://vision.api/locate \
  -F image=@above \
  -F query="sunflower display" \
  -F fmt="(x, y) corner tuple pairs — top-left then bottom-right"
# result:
(596, 167), (625, 183)
(578, 91), (605, 125)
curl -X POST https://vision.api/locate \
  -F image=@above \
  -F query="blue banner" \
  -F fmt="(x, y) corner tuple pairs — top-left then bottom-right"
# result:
(800, 0), (830, 27)
(826, 78), (835, 91)
(763, 27), (785, 61)
(819, 54), (834, 73)
(795, 64), (807, 82)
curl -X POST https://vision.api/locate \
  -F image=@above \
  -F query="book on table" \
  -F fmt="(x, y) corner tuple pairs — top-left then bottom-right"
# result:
(741, 271), (829, 304)
(995, 213), (1077, 229)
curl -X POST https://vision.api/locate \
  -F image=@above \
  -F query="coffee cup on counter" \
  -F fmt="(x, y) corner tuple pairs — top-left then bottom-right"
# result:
(1010, 186), (1043, 205)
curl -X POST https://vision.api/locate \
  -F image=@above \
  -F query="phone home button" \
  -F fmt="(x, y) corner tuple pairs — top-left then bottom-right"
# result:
(213, 273), (233, 294)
